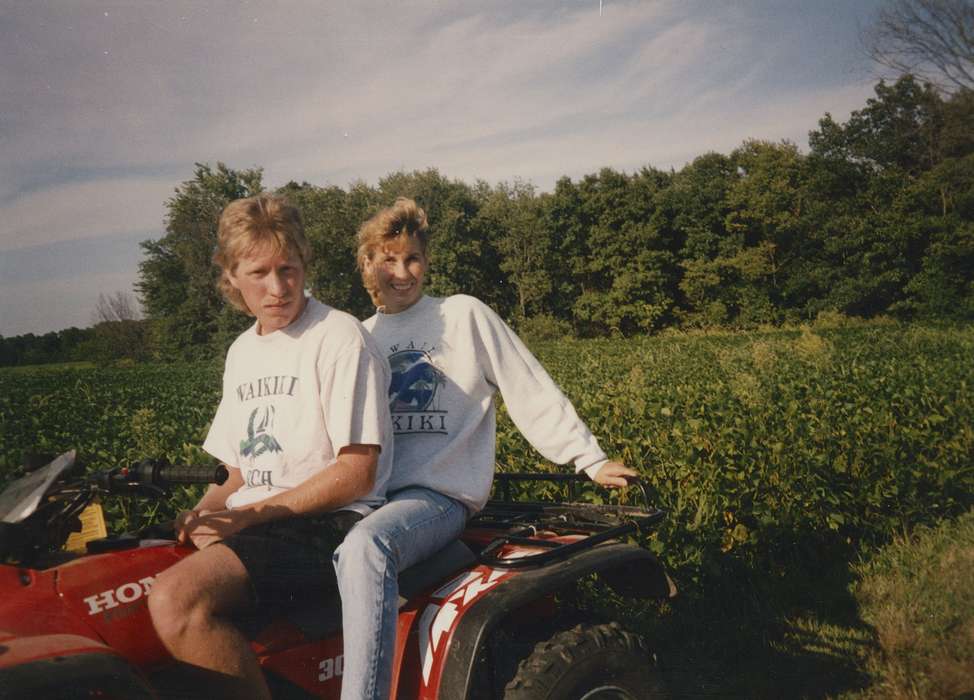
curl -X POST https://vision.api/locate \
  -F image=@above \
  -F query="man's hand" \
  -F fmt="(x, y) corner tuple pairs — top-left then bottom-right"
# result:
(174, 509), (198, 545)
(592, 461), (638, 488)
(175, 508), (255, 549)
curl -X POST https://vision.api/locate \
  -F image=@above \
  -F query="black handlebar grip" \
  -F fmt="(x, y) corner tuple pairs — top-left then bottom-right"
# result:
(155, 464), (229, 487)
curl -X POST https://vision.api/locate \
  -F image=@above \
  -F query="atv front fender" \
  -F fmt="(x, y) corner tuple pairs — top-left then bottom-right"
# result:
(440, 541), (676, 699)
(0, 634), (154, 699)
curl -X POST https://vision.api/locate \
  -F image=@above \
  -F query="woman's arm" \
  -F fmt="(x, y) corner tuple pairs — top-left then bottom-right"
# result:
(470, 300), (637, 486)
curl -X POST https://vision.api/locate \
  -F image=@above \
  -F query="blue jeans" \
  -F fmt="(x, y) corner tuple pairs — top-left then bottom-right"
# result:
(333, 487), (469, 700)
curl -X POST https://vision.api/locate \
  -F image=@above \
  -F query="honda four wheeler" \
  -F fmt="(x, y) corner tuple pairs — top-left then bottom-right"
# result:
(0, 451), (676, 699)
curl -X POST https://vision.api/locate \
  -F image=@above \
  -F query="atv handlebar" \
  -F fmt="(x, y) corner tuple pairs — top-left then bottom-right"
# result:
(476, 472), (664, 569)
(102, 460), (229, 492)
(0, 458), (229, 564)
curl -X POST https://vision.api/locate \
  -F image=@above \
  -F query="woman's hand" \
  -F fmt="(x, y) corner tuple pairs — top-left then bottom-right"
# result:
(592, 461), (639, 488)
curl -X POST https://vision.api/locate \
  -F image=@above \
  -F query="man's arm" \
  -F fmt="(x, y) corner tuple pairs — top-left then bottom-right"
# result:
(174, 467), (244, 545)
(183, 445), (378, 549)
(197, 467), (245, 511)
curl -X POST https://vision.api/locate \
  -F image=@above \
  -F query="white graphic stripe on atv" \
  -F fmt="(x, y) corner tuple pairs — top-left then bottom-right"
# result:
(420, 552), (537, 687)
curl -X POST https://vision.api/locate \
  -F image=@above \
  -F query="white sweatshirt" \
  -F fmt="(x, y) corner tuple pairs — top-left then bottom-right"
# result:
(363, 294), (607, 513)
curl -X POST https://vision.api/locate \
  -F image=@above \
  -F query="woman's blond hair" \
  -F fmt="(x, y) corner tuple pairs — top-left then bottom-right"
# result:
(356, 197), (430, 306)
(213, 194), (311, 313)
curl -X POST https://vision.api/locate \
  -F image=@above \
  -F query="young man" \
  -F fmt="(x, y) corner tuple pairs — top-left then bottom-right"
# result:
(147, 194), (393, 700)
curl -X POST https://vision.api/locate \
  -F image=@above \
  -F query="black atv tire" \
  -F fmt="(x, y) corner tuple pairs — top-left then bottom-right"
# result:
(503, 621), (664, 699)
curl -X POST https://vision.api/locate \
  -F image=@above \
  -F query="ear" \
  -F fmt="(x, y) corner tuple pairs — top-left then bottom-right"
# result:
(225, 269), (241, 290)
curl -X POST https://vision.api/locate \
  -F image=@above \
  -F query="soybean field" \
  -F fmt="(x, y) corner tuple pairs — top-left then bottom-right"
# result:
(2, 321), (972, 697)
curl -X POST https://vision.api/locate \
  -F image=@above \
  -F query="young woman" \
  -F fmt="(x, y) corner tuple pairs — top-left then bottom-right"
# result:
(333, 197), (636, 699)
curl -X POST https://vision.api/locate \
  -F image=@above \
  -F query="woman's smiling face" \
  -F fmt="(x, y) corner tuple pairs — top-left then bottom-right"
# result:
(367, 235), (428, 314)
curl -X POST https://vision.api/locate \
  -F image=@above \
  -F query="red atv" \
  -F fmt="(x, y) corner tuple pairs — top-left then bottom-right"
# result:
(0, 451), (675, 699)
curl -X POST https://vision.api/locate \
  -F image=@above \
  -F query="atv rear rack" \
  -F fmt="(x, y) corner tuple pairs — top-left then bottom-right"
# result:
(469, 472), (664, 569)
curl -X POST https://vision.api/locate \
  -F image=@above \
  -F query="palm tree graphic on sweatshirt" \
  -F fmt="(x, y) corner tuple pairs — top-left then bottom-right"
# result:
(240, 405), (283, 458)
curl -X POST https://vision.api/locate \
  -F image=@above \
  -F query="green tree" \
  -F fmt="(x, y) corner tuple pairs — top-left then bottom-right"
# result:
(809, 75), (945, 176)
(478, 180), (550, 320)
(663, 152), (735, 261)
(565, 167), (678, 335)
(678, 242), (779, 327)
(277, 181), (374, 320)
(137, 163), (263, 359)
(722, 140), (810, 323)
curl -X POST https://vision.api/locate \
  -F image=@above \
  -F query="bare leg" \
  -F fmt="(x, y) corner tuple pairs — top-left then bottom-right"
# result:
(148, 544), (270, 700)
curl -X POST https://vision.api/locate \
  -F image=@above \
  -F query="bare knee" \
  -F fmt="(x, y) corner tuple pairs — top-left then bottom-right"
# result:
(149, 568), (208, 643)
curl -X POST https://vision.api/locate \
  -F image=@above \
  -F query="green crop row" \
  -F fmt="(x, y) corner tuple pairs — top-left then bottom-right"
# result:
(497, 322), (974, 590)
(2, 322), (972, 591)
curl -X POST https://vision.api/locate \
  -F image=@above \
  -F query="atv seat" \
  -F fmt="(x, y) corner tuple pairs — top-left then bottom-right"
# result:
(271, 538), (477, 641)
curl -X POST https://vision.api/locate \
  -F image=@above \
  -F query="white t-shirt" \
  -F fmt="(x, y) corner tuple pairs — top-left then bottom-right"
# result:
(364, 294), (607, 513)
(203, 297), (393, 516)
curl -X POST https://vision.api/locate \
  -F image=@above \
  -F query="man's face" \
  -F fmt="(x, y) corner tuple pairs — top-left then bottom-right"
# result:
(228, 246), (307, 334)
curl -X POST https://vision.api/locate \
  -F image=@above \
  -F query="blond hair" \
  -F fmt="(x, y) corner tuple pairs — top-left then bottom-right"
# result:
(213, 195), (311, 313)
(356, 197), (430, 306)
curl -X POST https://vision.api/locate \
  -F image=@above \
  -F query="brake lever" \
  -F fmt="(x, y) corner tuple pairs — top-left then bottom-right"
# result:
(113, 482), (168, 499)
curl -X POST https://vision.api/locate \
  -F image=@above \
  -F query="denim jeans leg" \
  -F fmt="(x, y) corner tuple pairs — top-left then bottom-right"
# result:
(334, 488), (468, 700)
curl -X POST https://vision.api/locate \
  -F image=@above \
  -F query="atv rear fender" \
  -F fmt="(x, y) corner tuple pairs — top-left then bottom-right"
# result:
(0, 634), (154, 699)
(439, 541), (675, 699)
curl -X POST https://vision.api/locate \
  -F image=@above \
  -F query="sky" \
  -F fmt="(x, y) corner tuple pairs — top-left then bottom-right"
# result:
(0, 0), (889, 338)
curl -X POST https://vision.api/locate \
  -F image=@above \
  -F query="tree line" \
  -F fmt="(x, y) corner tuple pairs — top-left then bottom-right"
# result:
(2, 74), (972, 366)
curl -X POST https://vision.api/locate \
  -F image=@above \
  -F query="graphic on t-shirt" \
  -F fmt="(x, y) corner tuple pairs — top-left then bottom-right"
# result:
(388, 350), (442, 412)
(240, 405), (283, 458)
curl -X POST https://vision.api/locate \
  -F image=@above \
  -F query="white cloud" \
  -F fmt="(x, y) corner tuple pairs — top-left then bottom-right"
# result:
(1, 178), (170, 252)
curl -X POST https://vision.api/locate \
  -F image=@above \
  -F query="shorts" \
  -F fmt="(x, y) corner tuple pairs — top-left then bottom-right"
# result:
(218, 510), (362, 612)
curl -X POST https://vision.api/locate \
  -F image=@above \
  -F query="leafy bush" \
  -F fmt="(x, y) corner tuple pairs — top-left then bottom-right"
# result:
(516, 313), (574, 342)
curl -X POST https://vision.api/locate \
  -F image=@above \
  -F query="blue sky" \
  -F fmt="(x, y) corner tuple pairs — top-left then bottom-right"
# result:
(0, 0), (889, 337)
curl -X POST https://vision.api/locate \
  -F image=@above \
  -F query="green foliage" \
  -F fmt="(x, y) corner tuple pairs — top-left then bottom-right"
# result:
(278, 180), (375, 319)
(850, 509), (974, 699)
(7, 76), (969, 368)
(5, 325), (970, 564)
(494, 323), (974, 594)
(810, 76), (945, 175)
(548, 167), (679, 335)
(515, 313), (574, 343)
(137, 163), (264, 360)
(478, 179), (550, 319)
(0, 362), (223, 526)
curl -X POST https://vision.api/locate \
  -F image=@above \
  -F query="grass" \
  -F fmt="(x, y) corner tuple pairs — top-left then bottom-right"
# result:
(603, 510), (974, 698)
(846, 509), (974, 700)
